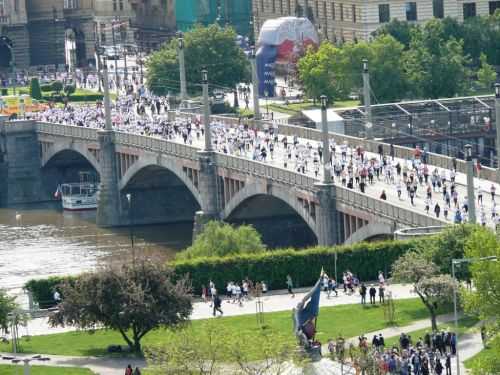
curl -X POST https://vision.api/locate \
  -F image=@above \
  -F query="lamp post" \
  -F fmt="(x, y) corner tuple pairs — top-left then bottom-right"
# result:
(1, 36), (16, 95)
(362, 59), (373, 140)
(202, 69), (213, 152)
(320, 95), (331, 184)
(264, 89), (269, 117)
(101, 57), (113, 131)
(495, 84), (500, 176)
(126, 193), (135, 259)
(177, 33), (187, 102)
(451, 256), (498, 375)
(465, 144), (476, 224)
(111, 17), (119, 94)
(250, 46), (261, 121)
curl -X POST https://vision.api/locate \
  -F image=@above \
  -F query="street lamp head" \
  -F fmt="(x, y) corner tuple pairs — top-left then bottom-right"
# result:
(495, 83), (500, 98)
(126, 193), (131, 202)
(178, 36), (184, 50)
(362, 59), (368, 73)
(320, 95), (328, 109)
(201, 69), (208, 83)
(250, 45), (256, 58)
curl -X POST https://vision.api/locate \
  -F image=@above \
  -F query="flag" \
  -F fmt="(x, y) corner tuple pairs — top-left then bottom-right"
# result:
(297, 277), (322, 328)
(54, 185), (62, 199)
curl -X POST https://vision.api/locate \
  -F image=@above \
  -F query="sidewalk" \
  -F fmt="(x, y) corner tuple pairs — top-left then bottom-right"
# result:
(23, 283), (417, 336)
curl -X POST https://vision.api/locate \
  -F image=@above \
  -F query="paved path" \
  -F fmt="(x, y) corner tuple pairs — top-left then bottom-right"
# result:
(22, 283), (416, 336)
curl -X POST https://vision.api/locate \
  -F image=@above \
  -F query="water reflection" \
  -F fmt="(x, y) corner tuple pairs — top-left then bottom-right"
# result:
(0, 203), (193, 298)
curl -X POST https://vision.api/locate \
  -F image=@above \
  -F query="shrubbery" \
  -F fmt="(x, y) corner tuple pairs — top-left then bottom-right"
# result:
(172, 239), (422, 294)
(25, 239), (422, 306)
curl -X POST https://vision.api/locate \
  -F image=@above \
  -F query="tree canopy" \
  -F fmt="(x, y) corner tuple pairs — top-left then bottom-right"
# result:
(146, 24), (250, 96)
(462, 227), (500, 375)
(177, 221), (265, 260)
(50, 260), (192, 352)
(391, 249), (455, 331)
(0, 289), (17, 331)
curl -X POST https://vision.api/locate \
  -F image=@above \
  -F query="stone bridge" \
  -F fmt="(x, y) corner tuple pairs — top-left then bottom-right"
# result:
(0, 118), (444, 247)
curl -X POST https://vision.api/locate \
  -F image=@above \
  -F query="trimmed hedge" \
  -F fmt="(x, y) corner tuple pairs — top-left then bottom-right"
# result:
(171, 239), (423, 294)
(42, 93), (103, 103)
(24, 276), (75, 309)
(25, 239), (424, 306)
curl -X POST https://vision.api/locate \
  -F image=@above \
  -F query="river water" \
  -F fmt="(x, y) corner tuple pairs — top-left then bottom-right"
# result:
(0, 203), (193, 303)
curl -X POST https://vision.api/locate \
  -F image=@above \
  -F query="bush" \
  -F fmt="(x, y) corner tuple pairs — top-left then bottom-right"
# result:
(172, 239), (423, 294)
(178, 221), (265, 260)
(29, 78), (42, 100)
(51, 81), (63, 94)
(42, 93), (103, 103)
(40, 84), (53, 92)
(25, 239), (425, 305)
(24, 276), (75, 309)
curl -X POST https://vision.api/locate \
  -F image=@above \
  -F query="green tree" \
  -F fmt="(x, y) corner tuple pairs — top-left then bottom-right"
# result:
(177, 221), (265, 260)
(477, 53), (496, 91)
(63, 84), (76, 98)
(297, 35), (407, 102)
(50, 260), (192, 352)
(0, 289), (17, 331)
(29, 77), (42, 100)
(373, 19), (417, 49)
(462, 227), (500, 375)
(51, 81), (63, 94)
(404, 20), (470, 98)
(391, 251), (455, 331)
(146, 24), (250, 96)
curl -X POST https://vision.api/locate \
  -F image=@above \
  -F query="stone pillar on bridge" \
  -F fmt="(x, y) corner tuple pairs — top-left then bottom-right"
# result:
(193, 69), (220, 240)
(96, 66), (122, 227)
(314, 183), (339, 246)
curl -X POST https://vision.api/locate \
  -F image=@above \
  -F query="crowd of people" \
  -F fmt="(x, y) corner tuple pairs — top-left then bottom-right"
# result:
(16, 76), (499, 231)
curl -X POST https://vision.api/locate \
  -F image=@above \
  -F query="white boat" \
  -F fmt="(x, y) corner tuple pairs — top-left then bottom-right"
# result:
(57, 172), (99, 211)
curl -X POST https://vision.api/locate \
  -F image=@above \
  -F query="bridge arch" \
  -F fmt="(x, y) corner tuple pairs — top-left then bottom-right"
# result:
(119, 156), (202, 225)
(41, 142), (100, 173)
(344, 222), (394, 245)
(118, 157), (202, 207)
(223, 183), (318, 248)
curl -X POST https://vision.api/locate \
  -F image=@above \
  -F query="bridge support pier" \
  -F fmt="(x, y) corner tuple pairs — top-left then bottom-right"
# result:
(314, 183), (339, 246)
(96, 130), (122, 227)
(193, 151), (219, 240)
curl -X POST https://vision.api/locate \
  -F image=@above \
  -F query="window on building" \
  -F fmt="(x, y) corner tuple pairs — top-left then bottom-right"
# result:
(463, 2), (476, 18)
(260, 0), (264, 13)
(340, 3), (343, 20)
(331, 2), (335, 19)
(113, 0), (117, 11)
(0, 0), (4, 16)
(272, 0), (275, 13)
(315, 0), (319, 17)
(287, 0), (291, 14)
(379, 4), (390, 22)
(280, 0), (284, 14)
(352, 5), (356, 22)
(489, 1), (500, 14)
(14, 0), (19, 12)
(323, 1), (327, 19)
(405, 2), (417, 21)
(100, 23), (106, 43)
(433, 0), (444, 18)
(119, 0), (123, 11)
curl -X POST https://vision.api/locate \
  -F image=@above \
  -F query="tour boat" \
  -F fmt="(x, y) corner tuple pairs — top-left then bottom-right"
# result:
(56, 172), (99, 211)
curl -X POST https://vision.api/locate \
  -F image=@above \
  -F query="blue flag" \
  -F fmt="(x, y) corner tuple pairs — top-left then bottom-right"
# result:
(297, 278), (321, 327)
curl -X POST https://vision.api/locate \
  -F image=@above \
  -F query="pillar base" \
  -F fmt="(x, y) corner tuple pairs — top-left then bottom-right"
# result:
(192, 210), (219, 242)
(314, 182), (338, 246)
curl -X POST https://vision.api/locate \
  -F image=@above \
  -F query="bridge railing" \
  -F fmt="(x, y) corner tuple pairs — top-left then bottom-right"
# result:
(37, 122), (99, 141)
(335, 186), (445, 227)
(216, 153), (317, 190)
(114, 132), (199, 160)
(175, 111), (498, 182)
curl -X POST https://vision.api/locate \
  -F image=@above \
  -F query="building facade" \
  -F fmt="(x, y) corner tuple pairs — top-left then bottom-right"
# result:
(0, 0), (175, 69)
(253, 0), (500, 44)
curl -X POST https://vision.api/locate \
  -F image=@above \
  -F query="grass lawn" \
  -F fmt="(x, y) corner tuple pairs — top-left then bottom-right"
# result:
(0, 364), (95, 374)
(0, 298), (450, 360)
(384, 316), (480, 349)
(464, 346), (498, 370)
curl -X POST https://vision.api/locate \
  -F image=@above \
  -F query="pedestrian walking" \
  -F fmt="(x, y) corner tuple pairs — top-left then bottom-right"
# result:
(125, 365), (133, 375)
(286, 274), (295, 297)
(212, 293), (223, 317)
